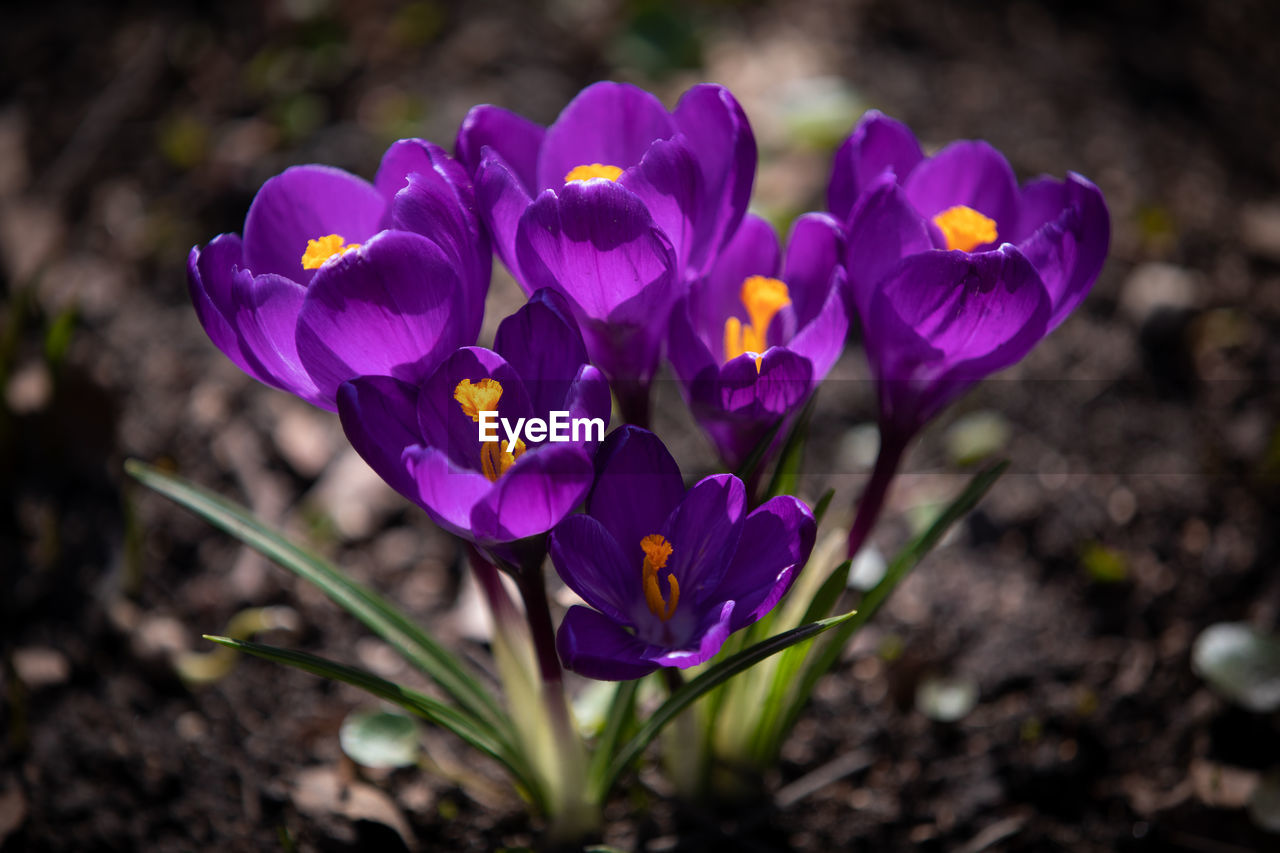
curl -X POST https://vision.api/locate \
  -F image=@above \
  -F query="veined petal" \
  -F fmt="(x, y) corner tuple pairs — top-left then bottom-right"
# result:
(549, 514), (640, 623)
(1017, 172), (1110, 330)
(658, 474), (746, 603)
(671, 84), (757, 275)
(786, 272), (849, 382)
(648, 600), (736, 670)
(474, 149), (535, 290)
(617, 134), (701, 272)
(903, 140), (1019, 242)
(295, 231), (467, 405)
(689, 213), (781, 355)
(493, 288), (589, 417)
(336, 375), (422, 500)
(230, 270), (325, 407)
(187, 236), (259, 381)
(827, 110), (924, 222)
(719, 495), (815, 632)
(470, 443), (594, 543)
(843, 176), (935, 320)
(402, 444), (494, 540)
(781, 212), (844, 330)
(242, 165), (387, 284)
(456, 104), (546, 196)
(556, 605), (662, 681)
(415, 346), (530, 472)
(536, 81), (676, 192)
(587, 426), (685, 560)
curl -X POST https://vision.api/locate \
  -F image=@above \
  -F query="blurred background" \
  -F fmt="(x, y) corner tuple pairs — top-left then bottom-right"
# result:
(2, 0), (1279, 850)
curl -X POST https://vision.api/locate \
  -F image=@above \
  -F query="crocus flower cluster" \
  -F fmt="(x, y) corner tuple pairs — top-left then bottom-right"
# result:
(185, 82), (1108, 685)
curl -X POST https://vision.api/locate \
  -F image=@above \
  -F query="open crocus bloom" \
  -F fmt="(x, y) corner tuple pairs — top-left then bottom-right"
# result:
(186, 139), (490, 410)
(456, 82), (756, 403)
(551, 426), (815, 680)
(831, 111), (1109, 435)
(337, 290), (611, 548)
(668, 213), (848, 468)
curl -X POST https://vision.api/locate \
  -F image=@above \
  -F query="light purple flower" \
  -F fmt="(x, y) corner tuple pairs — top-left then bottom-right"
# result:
(830, 111), (1109, 434)
(337, 290), (611, 548)
(186, 140), (490, 410)
(668, 213), (849, 468)
(456, 82), (756, 416)
(551, 426), (815, 680)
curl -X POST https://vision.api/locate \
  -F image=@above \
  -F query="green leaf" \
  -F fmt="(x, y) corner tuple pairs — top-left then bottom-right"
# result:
(811, 488), (836, 528)
(204, 635), (534, 790)
(768, 459), (1008, 756)
(764, 394), (817, 499)
(340, 708), (421, 769)
(125, 460), (509, 737)
(594, 610), (857, 799)
(733, 416), (785, 488)
(585, 679), (639, 795)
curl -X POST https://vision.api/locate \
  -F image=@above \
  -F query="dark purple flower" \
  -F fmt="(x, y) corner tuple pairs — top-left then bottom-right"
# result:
(186, 140), (490, 410)
(456, 82), (756, 414)
(550, 426), (815, 680)
(337, 289), (611, 547)
(667, 213), (849, 468)
(829, 111), (1109, 434)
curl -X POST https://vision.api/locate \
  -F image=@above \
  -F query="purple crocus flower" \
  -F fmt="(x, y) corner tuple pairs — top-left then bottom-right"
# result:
(550, 426), (816, 680)
(337, 289), (611, 549)
(667, 212), (849, 469)
(829, 110), (1110, 436)
(456, 82), (756, 420)
(186, 139), (490, 410)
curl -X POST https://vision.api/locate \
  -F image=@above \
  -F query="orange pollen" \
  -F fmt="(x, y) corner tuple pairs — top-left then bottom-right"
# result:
(932, 205), (998, 252)
(640, 533), (679, 622)
(564, 163), (624, 183)
(723, 275), (791, 371)
(454, 378), (523, 481)
(301, 233), (361, 269)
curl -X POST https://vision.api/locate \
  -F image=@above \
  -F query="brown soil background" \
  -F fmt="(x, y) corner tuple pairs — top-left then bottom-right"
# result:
(3, 0), (1280, 850)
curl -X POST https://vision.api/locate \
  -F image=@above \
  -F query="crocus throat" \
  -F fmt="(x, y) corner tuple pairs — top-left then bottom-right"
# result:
(723, 275), (791, 371)
(453, 378), (525, 482)
(932, 205), (998, 253)
(564, 163), (623, 183)
(640, 533), (679, 622)
(301, 234), (361, 269)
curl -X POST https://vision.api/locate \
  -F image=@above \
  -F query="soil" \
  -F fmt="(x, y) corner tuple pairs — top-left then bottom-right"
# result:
(3, 0), (1280, 850)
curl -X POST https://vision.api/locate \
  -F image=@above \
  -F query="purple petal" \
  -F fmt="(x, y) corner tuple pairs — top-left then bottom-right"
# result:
(456, 104), (546, 195)
(556, 605), (662, 681)
(649, 600), (736, 670)
(672, 84), (757, 275)
(470, 443), (594, 542)
(1016, 172), (1110, 329)
(827, 111), (924, 222)
(549, 514), (641, 623)
(493, 288), (589, 417)
(786, 275), (849, 382)
(868, 245), (1051, 430)
(402, 444), (494, 540)
(666, 295), (718, 388)
(719, 496), (816, 632)
(242, 165), (387, 284)
(336, 375), (422, 499)
(617, 134), (701, 272)
(562, 364), (612, 441)
(415, 346), (531, 472)
(187, 235), (259, 380)
(689, 213), (781, 355)
(474, 150), (535, 290)
(659, 474), (746, 603)
(843, 177), (935, 320)
(536, 82), (676, 192)
(295, 231), (467, 405)
(902, 140), (1019, 243)
(781, 212), (844, 329)
(588, 426), (685, 559)
(231, 270), (325, 407)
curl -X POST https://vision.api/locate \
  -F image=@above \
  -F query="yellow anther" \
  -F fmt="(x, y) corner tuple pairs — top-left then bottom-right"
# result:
(932, 205), (998, 252)
(640, 533), (679, 622)
(564, 163), (624, 183)
(301, 233), (361, 269)
(455, 378), (523, 481)
(480, 437), (525, 482)
(723, 275), (791, 370)
(454, 378), (504, 422)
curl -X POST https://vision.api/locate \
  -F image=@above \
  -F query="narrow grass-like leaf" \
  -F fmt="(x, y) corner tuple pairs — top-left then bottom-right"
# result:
(764, 395), (816, 500)
(204, 635), (536, 793)
(734, 417), (785, 488)
(126, 460), (508, 736)
(766, 459), (1008, 755)
(585, 679), (639, 795)
(811, 488), (836, 528)
(595, 610), (857, 799)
